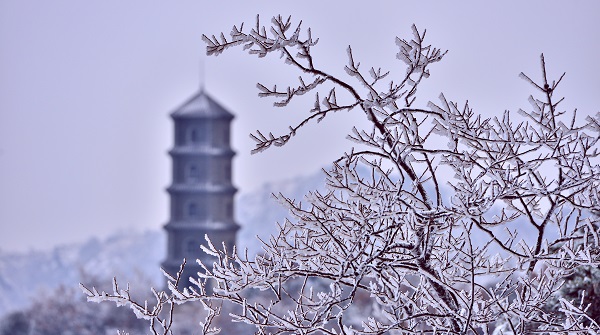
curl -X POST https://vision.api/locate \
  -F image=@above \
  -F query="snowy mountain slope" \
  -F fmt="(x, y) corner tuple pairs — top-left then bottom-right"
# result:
(0, 230), (165, 317)
(0, 169), (326, 317)
(236, 169), (326, 256)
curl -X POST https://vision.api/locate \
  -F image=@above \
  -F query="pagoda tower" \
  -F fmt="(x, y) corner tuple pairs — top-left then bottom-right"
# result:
(162, 89), (239, 289)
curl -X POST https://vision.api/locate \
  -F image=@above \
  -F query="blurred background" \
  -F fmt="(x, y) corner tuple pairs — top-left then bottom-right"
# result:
(0, 0), (598, 331)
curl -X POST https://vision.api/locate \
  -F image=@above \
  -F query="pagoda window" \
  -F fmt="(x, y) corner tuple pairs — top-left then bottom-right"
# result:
(186, 201), (207, 220)
(188, 125), (207, 145)
(185, 239), (198, 257)
(188, 164), (200, 182)
(188, 202), (198, 218)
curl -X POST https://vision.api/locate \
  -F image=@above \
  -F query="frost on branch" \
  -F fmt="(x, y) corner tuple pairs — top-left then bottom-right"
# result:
(84, 15), (600, 334)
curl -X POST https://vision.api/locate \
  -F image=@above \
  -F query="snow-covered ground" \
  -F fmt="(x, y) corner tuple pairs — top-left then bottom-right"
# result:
(0, 169), (324, 317)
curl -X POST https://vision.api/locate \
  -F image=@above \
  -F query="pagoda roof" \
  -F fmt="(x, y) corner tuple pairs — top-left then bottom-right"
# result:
(170, 89), (234, 120)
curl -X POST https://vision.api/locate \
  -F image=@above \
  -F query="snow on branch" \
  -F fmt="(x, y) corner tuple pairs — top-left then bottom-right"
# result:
(85, 16), (600, 335)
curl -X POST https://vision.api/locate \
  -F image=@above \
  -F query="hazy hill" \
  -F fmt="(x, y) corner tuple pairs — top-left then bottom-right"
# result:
(0, 169), (325, 317)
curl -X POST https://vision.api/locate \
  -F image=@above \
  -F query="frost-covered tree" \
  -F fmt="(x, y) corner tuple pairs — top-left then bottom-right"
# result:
(545, 265), (600, 325)
(82, 15), (600, 334)
(0, 285), (148, 335)
(0, 311), (30, 335)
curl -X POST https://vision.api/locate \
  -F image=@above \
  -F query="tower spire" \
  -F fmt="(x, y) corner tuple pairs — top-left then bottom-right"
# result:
(198, 56), (205, 92)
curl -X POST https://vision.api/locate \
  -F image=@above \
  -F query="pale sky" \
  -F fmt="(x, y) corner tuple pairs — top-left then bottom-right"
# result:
(0, 1), (598, 252)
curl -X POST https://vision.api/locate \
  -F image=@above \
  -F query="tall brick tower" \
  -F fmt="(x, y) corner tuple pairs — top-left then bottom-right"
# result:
(162, 89), (239, 289)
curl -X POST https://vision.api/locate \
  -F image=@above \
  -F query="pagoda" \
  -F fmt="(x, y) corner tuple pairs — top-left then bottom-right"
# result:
(162, 89), (239, 289)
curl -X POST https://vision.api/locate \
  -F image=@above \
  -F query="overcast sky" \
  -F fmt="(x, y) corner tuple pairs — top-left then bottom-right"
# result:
(1, 1), (598, 253)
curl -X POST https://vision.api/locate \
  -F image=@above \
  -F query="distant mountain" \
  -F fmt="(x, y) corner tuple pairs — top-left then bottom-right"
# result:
(236, 169), (325, 256)
(0, 169), (326, 317)
(0, 230), (165, 317)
